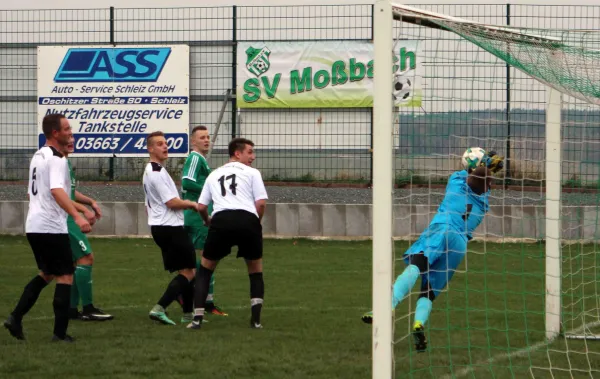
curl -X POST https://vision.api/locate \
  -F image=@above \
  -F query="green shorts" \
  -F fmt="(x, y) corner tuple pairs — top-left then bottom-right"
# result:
(68, 223), (93, 261)
(185, 225), (208, 250)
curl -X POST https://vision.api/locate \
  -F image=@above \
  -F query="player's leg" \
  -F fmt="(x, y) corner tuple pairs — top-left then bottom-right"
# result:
(50, 234), (76, 342)
(5, 234), (54, 340)
(246, 259), (264, 329)
(149, 227), (195, 326)
(68, 227), (113, 321)
(412, 280), (435, 353)
(238, 212), (265, 329)
(188, 216), (231, 329)
(53, 273), (75, 342)
(69, 275), (81, 320)
(412, 231), (467, 352)
(184, 226), (227, 317)
(5, 273), (52, 340)
(76, 254), (113, 321)
(205, 268), (228, 316)
(175, 229), (198, 323)
(362, 228), (439, 324)
(393, 252), (430, 308)
(361, 251), (429, 324)
(188, 257), (219, 329)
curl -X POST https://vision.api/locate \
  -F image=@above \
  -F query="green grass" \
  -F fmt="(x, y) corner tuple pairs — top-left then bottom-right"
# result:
(0, 236), (598, 379)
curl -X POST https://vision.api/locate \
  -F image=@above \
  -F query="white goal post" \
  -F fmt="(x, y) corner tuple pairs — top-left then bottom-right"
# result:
(372, 1), (394, 378)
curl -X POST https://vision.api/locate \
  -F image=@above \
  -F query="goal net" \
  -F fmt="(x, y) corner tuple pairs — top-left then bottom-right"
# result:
(372, 2), (600, 378)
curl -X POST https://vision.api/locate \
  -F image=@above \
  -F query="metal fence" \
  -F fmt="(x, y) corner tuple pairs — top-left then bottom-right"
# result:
(1, 4), (599, 185)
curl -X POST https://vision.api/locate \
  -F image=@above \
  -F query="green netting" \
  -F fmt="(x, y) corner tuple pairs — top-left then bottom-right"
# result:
(390, 4), (600, 379)
(396, 8), (600, 106)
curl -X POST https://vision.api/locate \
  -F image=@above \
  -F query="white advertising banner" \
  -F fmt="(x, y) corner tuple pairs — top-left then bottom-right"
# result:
(37, 45), (190, 157)
(237, 40), (422, 108)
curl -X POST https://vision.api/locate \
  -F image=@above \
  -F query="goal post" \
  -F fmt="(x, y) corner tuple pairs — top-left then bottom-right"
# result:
(371, 2), (600, 378)
(372, 1), (394, 378)
(545, 86), (562, 341)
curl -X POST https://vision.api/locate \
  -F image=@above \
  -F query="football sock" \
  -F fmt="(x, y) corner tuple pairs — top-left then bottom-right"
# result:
(414, 297), (433, 326)
(181, 278), (195, 314)
(157, 274), (188, 310)
(53, 283), (71, 339)
(392, 264), (420, 308)
(11, 275), (49, 322)
(249, 272), (264, 325)
(69, 278), (80, 308)
(75, 265), (93, 307)
(193, 266), (214, 323)
(206, 274), (215, 304)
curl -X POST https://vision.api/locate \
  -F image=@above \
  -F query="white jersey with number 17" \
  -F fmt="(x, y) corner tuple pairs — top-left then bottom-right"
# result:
(199, 162), (268, 218)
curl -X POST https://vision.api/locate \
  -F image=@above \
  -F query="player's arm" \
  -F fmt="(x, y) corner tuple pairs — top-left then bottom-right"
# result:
(75, 190), (102, 219)
(252, 170), (269, 222)
(181, 154), (204, 193)
(197, 181), (213, 226)
(72, 200), (96, 225)
(50, 158), (91, 232)
(52, 190), (91, 233)
(165, 198), (198, 210)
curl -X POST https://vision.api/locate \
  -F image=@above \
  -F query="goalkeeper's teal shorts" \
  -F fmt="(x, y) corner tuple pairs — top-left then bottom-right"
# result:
(403, 223), (467, 297)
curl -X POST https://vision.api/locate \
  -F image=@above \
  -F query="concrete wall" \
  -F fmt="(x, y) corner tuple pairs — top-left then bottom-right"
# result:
(1, 201), (599, 241)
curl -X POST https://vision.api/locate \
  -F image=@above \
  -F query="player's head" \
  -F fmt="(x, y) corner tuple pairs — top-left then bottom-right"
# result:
(147, 131), (168, 162)
(191, 125), (210, 154)
(62, 135), (75, 157)
(42, 113), (72, 147)
(467, 166), (492, 195)
(228, 138), (255, 166)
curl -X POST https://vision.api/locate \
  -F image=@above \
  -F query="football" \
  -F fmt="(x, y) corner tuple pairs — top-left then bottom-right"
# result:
(392, 74), (412, 104)
(461, 147), (487, 170)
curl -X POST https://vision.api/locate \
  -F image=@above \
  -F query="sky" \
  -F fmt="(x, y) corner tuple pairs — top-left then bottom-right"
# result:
(3, 0), (600, 10)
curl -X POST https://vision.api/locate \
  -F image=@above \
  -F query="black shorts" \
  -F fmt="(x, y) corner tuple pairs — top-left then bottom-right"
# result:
(26, 233), (74, 276)
(150, 225), (196, 273)
(203, 210), (263, 262)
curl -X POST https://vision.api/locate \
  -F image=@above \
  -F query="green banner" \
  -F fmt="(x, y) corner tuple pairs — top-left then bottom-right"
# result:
(237, 40), (422, 108)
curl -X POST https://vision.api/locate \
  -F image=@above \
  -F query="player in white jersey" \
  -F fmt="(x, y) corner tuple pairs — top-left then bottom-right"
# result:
(143, 131), (201, 326)
(4, 114), (91, 343)
(188, 138), (268, 330)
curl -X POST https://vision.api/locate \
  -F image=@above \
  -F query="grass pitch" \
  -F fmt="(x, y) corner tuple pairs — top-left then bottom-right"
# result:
(0, 236), (598, 379)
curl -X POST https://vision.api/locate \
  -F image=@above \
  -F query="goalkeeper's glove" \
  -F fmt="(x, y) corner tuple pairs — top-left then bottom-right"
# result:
(481, 150), (504, 173)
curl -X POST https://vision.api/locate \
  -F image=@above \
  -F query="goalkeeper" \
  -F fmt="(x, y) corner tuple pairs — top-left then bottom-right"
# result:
(362, 151), (504, 353)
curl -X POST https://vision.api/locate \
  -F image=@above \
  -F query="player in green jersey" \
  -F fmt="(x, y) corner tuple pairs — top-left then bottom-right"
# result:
(181, 126), (227, 319)
(63, 136), (114, 321)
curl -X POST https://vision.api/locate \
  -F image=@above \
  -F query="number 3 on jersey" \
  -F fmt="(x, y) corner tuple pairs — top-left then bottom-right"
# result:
(218, 174), (237, 196)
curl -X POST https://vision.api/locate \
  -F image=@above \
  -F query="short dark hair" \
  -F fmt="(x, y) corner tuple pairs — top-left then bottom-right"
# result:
(147, 131), (165, 147)
(191, 125), (208, 135)
(42, 114), (66, 138)
(228, 138), (254, 157)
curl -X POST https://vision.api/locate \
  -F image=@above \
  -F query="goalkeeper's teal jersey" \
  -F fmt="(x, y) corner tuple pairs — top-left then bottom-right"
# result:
(181, 151), (211, 227)
(429, 170), (470, 234)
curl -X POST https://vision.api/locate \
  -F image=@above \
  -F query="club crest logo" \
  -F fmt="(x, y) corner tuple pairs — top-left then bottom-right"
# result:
(245, 46), (271, 77)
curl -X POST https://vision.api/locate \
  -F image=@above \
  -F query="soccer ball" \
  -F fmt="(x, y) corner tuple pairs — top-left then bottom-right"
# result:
(255, 59), (267, 71)
(461, 147), (487, 170)
(392, 74), (412, 104)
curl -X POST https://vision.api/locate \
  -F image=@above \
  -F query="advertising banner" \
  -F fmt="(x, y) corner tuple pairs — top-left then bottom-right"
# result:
(37, 45), (190, 157)
(237, 40), (422, 108)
